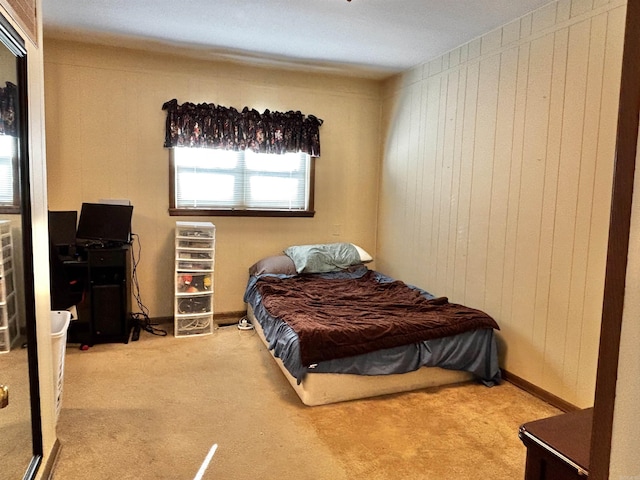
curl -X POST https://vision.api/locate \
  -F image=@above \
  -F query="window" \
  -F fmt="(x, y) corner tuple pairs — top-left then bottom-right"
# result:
(0, 135), (19, 213)
(169, 147), (315, 217)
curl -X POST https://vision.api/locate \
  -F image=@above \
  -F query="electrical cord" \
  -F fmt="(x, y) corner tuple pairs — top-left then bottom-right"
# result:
(129, 233), (167, 338)
(176, 317), (212, 331)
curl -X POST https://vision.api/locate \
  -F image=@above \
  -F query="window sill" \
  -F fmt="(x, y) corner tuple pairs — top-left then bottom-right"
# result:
(169, 208), (315, 218)
(0, 206), (20, 215)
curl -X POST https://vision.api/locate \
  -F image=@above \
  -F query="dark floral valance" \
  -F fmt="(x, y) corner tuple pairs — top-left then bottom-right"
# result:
(0, 82), (17, 137)
(162, 99), (323, 157)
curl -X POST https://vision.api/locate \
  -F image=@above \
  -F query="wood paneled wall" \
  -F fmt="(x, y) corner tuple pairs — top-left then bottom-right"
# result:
(378, 0), (625, 407)
(1, 0), (36, 45)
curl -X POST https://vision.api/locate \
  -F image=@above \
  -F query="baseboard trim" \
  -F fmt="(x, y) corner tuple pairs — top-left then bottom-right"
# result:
(43, 439), (62, 479)
(149, 311), (247, 327)
(501, 369), (579, 413)
(148, 316), (173, 324)
(214, 310), (247, 325)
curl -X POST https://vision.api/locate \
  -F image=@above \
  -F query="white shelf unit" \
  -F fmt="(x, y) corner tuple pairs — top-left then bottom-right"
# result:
(0, 220), (19, 353)
(174, 221), (215, 337)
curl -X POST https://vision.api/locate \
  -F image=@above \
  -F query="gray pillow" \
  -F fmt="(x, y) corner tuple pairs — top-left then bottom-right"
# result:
(249, 255), (297, 276)
(284, 243), (362, 273)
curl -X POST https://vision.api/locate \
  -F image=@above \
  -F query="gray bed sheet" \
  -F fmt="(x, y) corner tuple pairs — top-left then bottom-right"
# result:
(243, 267), (501, 386)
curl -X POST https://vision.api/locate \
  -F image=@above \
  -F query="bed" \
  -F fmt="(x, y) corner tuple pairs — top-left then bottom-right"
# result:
(243, 243), (501, 406)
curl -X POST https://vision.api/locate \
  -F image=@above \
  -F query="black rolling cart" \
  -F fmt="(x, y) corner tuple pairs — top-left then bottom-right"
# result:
(50, 202), (134, 347)
(66, 245), (131, 346)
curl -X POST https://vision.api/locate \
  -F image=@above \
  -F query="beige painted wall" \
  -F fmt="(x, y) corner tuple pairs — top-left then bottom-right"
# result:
(43, 39), (381, 317)
(378, 0), (625, 407)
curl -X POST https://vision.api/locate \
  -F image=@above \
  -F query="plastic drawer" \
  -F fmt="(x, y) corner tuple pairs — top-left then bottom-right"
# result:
(2, 273), (14, 295)
(176, 259), (214, 271)
(175, 314), (213, 337)
(176, 273), (213, 293)
(0, 326), (9, 353)
(176, 238), (214, 250)
(176, 249), (213, 260)
(2, 257), (12, 275)
(0, 293), (16, 325)
(6, 293), (15, 317)
(0, 303), (6, 328)
(176, 227), (215, 239)
(175, 294), (212, 315)
(1, 243), (11, 262)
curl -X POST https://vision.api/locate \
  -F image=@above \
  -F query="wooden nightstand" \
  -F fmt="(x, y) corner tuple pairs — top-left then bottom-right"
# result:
(519, 407), (592, 479)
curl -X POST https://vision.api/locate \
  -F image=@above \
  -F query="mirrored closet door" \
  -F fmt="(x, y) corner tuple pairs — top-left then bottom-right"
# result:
(0, 10), (42, 480)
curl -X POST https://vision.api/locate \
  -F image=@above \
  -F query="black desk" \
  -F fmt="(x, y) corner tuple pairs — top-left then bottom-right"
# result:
(63, 246), (131, 346)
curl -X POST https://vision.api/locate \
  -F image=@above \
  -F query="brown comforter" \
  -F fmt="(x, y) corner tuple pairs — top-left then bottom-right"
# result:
(256, 270), (499, 366)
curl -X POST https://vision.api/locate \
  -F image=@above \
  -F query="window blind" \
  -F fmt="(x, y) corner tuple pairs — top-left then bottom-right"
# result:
(173, 147), (309, 211)
(0, 135), (16, 205)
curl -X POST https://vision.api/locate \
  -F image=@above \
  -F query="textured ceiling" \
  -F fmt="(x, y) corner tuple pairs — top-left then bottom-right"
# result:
(42, 0), (554, 78)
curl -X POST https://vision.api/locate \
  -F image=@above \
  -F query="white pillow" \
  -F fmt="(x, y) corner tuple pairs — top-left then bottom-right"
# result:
(351, 244), (373, 263)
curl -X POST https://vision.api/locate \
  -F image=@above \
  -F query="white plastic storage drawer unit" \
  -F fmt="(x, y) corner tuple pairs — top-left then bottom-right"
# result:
(0, 220), (19, 353)
(174, 222), (215, 337)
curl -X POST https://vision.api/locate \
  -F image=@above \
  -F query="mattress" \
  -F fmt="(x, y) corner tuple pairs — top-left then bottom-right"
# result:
(244, 267), (501, 405)
(247, 305), (475, 406)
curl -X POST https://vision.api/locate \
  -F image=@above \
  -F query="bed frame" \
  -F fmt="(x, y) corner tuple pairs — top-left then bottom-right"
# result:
(247, 306), (474, 406)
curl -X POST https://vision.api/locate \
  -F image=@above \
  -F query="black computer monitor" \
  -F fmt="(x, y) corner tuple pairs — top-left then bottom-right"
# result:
(48, 210), (78, 248)
(75, 202), (133, 246)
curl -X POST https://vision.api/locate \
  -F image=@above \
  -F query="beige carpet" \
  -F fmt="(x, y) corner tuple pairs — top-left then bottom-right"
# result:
(0, 338), (33, 480)
(51, 324), (561, 480)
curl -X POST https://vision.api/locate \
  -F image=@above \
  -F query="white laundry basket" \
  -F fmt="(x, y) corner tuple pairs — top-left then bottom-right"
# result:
(51, 310), (71, 421)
